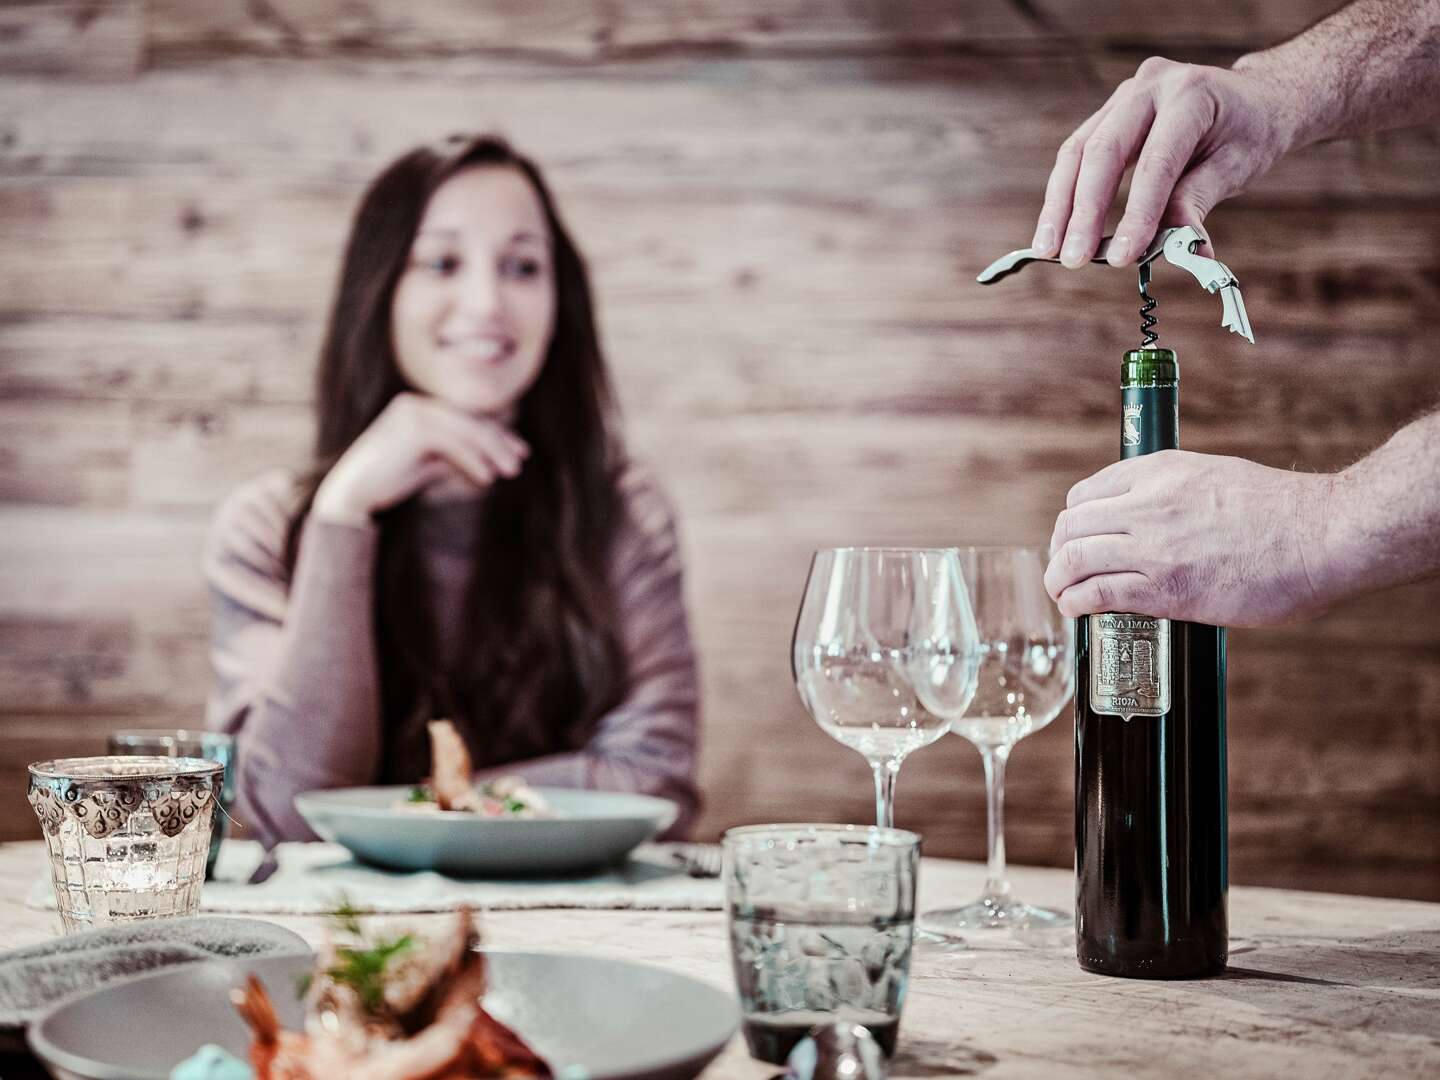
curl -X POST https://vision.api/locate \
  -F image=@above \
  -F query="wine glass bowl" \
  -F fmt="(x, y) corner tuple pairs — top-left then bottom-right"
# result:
(793, 548), (980, 829)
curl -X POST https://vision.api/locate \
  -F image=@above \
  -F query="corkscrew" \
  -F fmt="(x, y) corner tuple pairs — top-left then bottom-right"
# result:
(976, 225), (1255, 345)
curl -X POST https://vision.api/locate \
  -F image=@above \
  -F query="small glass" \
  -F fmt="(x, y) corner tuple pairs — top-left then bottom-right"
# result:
(27, 756), (225, 934)
(724, 824), (919, 1065)
(108, 729), (235, 880)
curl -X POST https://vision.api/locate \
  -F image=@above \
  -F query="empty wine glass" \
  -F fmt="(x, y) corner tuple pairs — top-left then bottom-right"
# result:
(920, 546), (1075, 938)
(793, 548), (981, 829)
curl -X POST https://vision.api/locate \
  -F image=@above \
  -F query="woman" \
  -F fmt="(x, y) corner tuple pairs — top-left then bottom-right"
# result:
(204, 135), (700, 848)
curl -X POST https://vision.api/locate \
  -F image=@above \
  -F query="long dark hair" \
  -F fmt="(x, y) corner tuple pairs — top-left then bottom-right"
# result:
(285, 134), (627, 770)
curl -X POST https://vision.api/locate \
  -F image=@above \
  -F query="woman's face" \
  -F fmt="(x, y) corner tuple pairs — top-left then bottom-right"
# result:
(390, 165), (556, 419)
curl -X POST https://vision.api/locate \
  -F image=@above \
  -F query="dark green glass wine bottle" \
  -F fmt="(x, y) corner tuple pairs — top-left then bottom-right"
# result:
(1073, 347), (1229, 978)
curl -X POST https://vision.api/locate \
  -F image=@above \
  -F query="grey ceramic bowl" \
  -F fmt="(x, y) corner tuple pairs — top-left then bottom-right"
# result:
(293, 785), (680, 875)
(30, 950), (739, 1080)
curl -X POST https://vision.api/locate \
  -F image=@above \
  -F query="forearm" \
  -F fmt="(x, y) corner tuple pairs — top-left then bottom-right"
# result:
(1311, 409), (1440, 606)
(216, 520), (385, 845)
(1236, 0), (1440, 149)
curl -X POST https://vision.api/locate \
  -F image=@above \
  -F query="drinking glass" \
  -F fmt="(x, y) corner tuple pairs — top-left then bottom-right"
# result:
(27, 756), (224, 933)
(724, 824), (919, 1064)
(793, 547), (980, 828)
(108, 729), (235, 880)
(920, 546), (1075, 937)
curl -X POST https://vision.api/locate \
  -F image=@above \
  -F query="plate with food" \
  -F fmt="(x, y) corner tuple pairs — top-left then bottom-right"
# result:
(29, 908), (738, 1080)
(293, 721), (679, 875)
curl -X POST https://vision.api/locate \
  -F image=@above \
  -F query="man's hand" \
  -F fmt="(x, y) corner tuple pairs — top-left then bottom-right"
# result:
(1044, 450), (1336, 627)
(1032, 57), (1300, 270)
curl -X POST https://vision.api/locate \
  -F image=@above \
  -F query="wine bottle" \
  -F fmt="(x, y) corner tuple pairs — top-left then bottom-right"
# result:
(1074, 347), (1228, 979)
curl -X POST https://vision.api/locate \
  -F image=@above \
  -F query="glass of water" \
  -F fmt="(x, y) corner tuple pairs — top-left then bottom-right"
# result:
(724, 824), (919, 1065)
(27, 756), (225, 934)
(793, 548), (980, 828)
(108, 729), (235, 880)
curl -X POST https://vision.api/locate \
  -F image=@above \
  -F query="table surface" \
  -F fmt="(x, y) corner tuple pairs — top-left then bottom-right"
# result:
(3, 840), (1438, 1079)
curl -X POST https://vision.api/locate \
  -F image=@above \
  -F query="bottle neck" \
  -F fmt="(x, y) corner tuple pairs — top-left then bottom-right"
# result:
(1120, 348), (1179, 459)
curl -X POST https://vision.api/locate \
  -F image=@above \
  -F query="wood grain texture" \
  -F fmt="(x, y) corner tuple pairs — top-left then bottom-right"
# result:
(0, 0), (143, 78)
(1, 0), (1437, 903)
(137, 0), (1342, 60)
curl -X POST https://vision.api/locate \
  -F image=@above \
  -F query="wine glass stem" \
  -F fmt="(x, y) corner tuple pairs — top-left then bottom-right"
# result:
(981, 743), (1012, 902)
(871, 759), (900, 829)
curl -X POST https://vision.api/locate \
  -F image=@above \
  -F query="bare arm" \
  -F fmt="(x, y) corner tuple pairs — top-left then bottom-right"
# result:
(1045, 409), (1440, 626)
(1242, 0), (1440, 146)
(1035, 0), (1440, 268)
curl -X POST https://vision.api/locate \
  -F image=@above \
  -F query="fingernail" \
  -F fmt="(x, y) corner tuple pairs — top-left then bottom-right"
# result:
(1107, 234), (1130, 265)
(1032, 222), (1055, 255)
(1061, 235), (1086, 267)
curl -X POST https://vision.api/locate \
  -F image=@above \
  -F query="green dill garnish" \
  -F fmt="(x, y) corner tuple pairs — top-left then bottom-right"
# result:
(502, 796), (527, 814)
(407, 785), (435, 804)
(300, 897), (415, 1011)
(327, 933), (415, 1011)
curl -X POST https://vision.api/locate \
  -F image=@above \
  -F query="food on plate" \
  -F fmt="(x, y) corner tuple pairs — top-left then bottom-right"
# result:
(228, 906), (550, 1079)
(394, 720), (556, 818)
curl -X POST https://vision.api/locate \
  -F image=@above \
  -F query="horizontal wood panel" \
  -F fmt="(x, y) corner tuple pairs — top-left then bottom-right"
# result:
(138, 0), (1335, 59)
(5, 59), (1440, 206)
(0, 0), (142, 78)
(5, 314), (1435, 446)
(0, 317), (316, 405)
(2, 178), (1437, 342)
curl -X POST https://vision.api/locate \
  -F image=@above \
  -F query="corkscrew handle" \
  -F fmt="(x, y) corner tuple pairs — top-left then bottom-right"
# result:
(974, 233), (1168, 284)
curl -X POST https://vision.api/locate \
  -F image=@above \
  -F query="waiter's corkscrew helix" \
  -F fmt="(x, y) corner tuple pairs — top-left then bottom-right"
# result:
(975, 225), (1255, 346)
(1138, 261), (1159, 347)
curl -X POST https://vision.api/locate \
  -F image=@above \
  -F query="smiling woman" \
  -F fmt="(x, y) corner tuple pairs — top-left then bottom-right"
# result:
(201, 135), (700, 850)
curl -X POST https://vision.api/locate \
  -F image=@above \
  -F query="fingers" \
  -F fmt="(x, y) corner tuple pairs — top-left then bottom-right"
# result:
(1054, 571), (1164, 619)
(1059, 90), (1158, 268)
(1065, 458), (1137, 510)
(1048, 495), (1130, 558)
(1108, 97), (1212, 265)
(416, 401), (530, 488)
(1044, 534), (1138, 603)
(1032, 99), (1116, 258)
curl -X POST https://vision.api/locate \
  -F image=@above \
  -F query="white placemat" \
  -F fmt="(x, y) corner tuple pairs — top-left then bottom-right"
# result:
(26, 841), (723, 915)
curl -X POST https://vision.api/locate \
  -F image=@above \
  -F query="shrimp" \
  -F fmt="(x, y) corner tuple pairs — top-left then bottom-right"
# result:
(232, 909), (550, 1079)
(427, 719), (481, 812)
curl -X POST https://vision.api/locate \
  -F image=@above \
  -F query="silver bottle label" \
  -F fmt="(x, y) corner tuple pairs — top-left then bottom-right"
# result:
(1088, 613), (1170, 718)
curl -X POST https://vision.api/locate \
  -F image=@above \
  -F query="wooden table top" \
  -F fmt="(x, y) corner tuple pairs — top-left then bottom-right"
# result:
(2, 840), (1438, 1079)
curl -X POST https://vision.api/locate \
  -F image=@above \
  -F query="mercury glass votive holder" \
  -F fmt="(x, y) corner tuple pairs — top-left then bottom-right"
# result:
(27, 756), (225, 934)
(107, 729), (235, 879)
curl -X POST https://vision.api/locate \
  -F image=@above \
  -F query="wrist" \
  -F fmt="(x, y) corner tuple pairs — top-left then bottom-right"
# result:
(1231, 49), (1338, 152)
(312, 473), (376, 528)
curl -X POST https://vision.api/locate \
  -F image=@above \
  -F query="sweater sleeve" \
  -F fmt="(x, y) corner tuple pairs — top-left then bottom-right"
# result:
(472, 465), (703, 838)
(202, 471), (384, 848)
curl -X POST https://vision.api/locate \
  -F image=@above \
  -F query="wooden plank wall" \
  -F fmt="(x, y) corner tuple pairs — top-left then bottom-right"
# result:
(1, 1), (1437, 900)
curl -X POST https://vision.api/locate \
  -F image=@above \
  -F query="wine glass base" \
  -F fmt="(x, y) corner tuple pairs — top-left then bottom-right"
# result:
(920, 898), (1072, 947)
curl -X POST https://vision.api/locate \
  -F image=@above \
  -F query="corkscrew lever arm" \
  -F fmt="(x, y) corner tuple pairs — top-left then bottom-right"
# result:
(974, 233), (1170, 284)
(1159, 228), (1254, 344)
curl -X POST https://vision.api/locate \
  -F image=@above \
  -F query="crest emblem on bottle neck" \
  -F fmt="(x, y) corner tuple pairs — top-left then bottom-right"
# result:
(1122, 404), (1142, 447)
